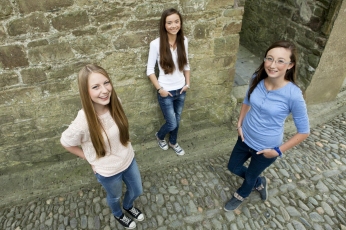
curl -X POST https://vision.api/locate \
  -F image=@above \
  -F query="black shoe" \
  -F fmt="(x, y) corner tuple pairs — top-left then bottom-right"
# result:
(224, 193), (243, 211)
(115, 214), (136, 229)
(124, 206), (145, 221)
(256, 176), (268, 201)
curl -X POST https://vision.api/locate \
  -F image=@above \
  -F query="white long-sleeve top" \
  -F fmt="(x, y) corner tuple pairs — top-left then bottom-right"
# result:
(146, 37), (190, 91)
(60, 109), (134, 177)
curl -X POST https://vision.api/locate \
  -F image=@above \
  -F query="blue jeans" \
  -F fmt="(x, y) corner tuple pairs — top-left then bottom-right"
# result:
(157, 88), (186, 145)
(227, 136), (277, 198)
(95, 159), (143, 217)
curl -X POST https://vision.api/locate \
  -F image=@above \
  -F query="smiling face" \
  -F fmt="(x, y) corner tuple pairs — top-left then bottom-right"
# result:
(88, 72), (112, 112)
(165, 13), (181, 35)
(264, 47), (295, 79)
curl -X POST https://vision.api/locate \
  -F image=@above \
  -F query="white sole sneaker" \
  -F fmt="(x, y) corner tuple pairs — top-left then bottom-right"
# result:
(155, 132), (168, 150)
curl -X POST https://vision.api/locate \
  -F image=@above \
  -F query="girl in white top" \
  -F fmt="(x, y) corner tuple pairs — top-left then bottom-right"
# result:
(61, 64), (144, 229)
(147, 8), (191, 156)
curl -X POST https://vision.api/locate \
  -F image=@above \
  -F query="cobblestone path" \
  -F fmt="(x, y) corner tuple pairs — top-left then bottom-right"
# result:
(1, 112), (346, 230)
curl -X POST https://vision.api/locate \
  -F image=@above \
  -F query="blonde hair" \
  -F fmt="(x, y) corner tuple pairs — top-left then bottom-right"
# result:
(78, 64), (129, 158)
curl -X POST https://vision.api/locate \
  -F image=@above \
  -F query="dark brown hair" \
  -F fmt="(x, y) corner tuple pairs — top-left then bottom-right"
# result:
(159, 8), (188, 74)
(248, 40), (298, 101)
(78, 64), (129, 158)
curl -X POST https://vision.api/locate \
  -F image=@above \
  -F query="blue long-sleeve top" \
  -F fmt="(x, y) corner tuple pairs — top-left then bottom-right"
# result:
(242, 79), (310, 151)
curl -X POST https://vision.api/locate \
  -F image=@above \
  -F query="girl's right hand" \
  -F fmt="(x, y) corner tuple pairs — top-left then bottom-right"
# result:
(237, 127), (244, 142)
(160, 89), (172, 97)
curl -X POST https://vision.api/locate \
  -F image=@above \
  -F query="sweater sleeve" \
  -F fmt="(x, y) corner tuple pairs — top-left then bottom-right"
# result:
(60, 110), (88, 147)
(146, 39), (158, 76)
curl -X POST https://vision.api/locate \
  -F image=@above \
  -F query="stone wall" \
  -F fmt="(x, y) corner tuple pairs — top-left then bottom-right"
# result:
(0, 0), (242, 205)
(239, 0), (341, 91)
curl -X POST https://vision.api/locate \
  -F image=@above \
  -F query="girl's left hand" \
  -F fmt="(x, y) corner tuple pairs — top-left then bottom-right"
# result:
(180, 85), (189, 94)
(256, 149), (279, 158)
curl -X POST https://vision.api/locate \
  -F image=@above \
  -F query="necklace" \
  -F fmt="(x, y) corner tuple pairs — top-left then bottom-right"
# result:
(169, 41), (176, 48)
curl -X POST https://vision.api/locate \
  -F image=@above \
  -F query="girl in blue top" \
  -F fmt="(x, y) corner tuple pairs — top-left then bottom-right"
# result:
(224, 41), (310, 211)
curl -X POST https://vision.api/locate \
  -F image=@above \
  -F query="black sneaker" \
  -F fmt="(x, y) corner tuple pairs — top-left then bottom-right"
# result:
(115, 214), (136, 229)
(256, 176), (268, 201)
(224, 193), (244, 211)
(124, 206), (145, 221)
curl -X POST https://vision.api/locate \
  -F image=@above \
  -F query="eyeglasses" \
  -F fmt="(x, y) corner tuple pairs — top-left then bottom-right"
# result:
(264, 57), (291, 65)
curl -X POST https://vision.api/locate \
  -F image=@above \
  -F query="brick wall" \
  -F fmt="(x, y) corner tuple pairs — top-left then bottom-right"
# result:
(0, 0), (242, 204)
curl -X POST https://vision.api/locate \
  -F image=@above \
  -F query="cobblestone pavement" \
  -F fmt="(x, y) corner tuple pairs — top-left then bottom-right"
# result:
(1, 111), (346, 230)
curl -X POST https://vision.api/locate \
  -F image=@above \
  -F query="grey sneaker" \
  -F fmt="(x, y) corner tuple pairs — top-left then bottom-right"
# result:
(256, 176), (268, 201)
(169, 143), (185, 156)
(224, 193), (244, 211)
(114, 214), (136, 229)
(155, 132), (168, 150)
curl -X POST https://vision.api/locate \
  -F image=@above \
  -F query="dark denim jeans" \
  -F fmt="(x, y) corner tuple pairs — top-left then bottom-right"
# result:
(227, 136), (277, 198)
(95, 159), (143, 217)
(157, 88), (186, 145)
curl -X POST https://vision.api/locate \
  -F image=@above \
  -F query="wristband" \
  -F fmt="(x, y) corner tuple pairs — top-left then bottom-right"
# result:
(273, 147), (282, 158)
(185, 84), (190, 89)
(157, 87), (163, 93)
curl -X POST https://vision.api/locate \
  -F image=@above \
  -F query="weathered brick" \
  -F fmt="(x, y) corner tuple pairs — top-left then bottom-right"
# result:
(52, 11), (89, 31)
(0, 114), (15, 126)
(0, 0), (13, 18)
(13, 104), (36, 121)
(93, 7), (130, 25)
(17, 0), (73, 14)
(0, 71), (18, 87)
(308, 16), (323, 32)
(28, 43), (74, 64)
(214, 35), (239, 56)
(72, 27), (97, 36)
(48, 62), (88, 80)
(21, 68), (47, 85)
(99, 23), (123, 32)
(308, 54), (321, 68)
(71, 34), (111, 56)
(126, 19), (159, 31)
(40, 81), (74, 95)
(0, 87), (38, 106)
(180, 0), (208, 13)
(114, 31), (155, 49)
(194, 24), (211, 39)
(223, 22), (242, 36)
(7, 12), (50, 36)
(135, 4), (164, 19)
(27, 39), (49, 48)
(0, 25), (5, 42)
(1, 119), (37, 144)
(224, 8), (244, 17)
(206, 0), (234, 9)
(0, 45), (29, 68)
(100, 51), (139, 71)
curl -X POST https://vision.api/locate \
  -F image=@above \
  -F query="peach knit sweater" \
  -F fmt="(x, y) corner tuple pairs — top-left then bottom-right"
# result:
(60, 110), (134, 177)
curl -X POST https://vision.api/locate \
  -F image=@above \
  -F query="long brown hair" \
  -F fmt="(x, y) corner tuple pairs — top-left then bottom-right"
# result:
(159, 8), (188, 74)
(78, 64), (129, 158)
(248, 40), (298, 101)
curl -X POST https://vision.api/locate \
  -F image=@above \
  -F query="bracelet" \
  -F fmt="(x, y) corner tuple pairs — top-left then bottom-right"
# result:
(185, 84), (190, 89)
(157, 87), (163, 93)
(236, 126), (242, 130)
(273, 147), (282, 158)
